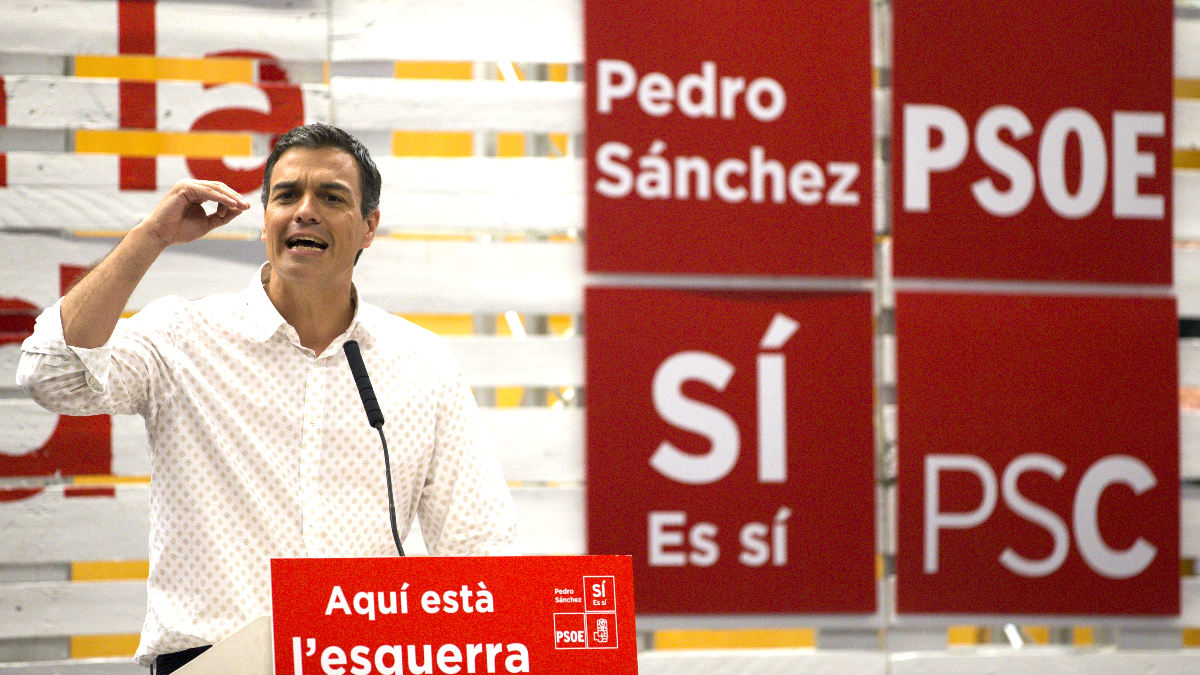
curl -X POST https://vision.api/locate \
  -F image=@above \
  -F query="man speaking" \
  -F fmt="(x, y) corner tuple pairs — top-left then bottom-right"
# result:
(17, 123), (517, 673)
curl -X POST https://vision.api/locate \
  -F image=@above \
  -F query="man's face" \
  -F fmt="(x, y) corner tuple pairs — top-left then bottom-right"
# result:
(261, 146), (379, 286)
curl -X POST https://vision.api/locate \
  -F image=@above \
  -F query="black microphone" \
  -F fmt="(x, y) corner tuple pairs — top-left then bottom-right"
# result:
(343, 340), (405, 557)
(344, 339), (384, 429)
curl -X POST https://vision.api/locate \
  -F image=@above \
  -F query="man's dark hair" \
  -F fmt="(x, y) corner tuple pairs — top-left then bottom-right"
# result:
(260, 123), (382, 218)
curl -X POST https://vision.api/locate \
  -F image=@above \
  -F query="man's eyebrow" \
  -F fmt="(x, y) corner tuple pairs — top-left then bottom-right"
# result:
(269, 180), (353, 194)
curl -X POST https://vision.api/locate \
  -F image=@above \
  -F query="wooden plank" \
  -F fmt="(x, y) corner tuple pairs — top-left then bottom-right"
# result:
(1178, 15), (1200, 80)
(483, 408), (583, 482)
(2, 1), (119, 57)
(448, 336), (582, 388)
(1183, 339), (1200, 389)
(0, 233), (583, 314)
(1177, 247), (1200, 318)
(1184, 486), (1200, 559)
(329, 0), (582, 63)
(0, 487), (150, 564)
(2, 77), (118, 130)
(3, 0), (328, 62)
(331, 78), (583, 132)
(0, 483), (583, 564)
(0, 399), (583, 483)
(890, 650), (1200, 675)
(0, 184), (581, 235)
(1177, 170), (1200, 242)
(639, 649), (889, 675)
(0, 659), (142, 675)
(154, 0), (329, 61)
(1180, 101), (1200, 151)
(1, 76), (330, 131)
(0, 153), (582, 215)
(0, 579), (146, 638)
(1185, 409), (1200, 480)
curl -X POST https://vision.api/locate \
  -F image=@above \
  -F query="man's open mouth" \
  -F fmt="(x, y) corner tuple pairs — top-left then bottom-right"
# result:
(286, 236), (329, 250)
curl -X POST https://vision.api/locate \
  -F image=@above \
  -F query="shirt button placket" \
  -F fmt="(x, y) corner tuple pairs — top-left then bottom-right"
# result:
(299, 359), (327, 555)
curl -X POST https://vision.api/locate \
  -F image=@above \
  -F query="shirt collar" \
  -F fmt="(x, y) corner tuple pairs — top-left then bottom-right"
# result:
(241, 263), (371, 346)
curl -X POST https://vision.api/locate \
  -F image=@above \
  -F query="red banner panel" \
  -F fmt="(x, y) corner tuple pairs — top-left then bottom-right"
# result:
(894, 292), (1179, 614)
(586, 287), (876, 613)
(891, 0), (1173, 284)
(271, 556), (637, 675)
(585, 0), (874, 277)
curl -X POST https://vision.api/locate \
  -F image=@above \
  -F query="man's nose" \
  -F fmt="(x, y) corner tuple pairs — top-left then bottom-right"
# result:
(294, 192), (320, 222)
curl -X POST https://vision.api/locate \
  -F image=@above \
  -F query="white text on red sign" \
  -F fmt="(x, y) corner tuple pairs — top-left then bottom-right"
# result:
(592, 59), (862, 207)
(903, 104), (1165, 219)
(925, 453), (1159, 579)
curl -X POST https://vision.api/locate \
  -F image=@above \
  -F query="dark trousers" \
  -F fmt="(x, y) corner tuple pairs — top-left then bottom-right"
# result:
(151, 645), (211, 675)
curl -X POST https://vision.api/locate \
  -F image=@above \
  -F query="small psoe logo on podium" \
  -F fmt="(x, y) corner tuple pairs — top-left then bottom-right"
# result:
(552, 577), (619, 650)
(583, 576), (615, 612)
(586, 614), (617, 649)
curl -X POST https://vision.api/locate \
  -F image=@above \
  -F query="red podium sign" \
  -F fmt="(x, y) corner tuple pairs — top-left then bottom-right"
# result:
(271, 556), (636, 675)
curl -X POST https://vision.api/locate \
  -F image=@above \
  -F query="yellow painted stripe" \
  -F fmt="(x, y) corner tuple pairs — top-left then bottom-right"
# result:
(496, 132), (526, 157)
(75, 54), (255, 83)
(654, 628), (815, 649)
(76, 130), (252, 158)
(400, 314), (476, 336)
(547, 63), (569, 83)
(1177, 79), (1200, 99)
(546, 65), (571, 155)
(1073, 626), (1095, 646)
(72, 474), (150, 485)
(1022, 625), (1050, 645)
(71, 634), (141, 659)
(394, 61), (474, 80)
(72, 560), (149, 581)
(948, 625), (990, 645)
(495, 386), (526, 408)
(392, 131), (474, 157)
(548, 314), (575, 336)
(1183, 558), (1197, 576)
(548, 132), (569, 157)
(1184, 628), (1200, 648)
(384, 232), (475, 242)
(1175, 149), (1200, 170)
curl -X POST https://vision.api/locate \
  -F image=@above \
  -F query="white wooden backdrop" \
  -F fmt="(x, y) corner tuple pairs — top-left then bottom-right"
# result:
(0, 0), (1198, 673)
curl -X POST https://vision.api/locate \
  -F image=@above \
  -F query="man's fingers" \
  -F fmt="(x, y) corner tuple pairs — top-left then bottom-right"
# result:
(176, 180), (251, 211)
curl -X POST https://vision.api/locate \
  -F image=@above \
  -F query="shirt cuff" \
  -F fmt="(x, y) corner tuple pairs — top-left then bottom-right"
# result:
(22, 299), (113, 393)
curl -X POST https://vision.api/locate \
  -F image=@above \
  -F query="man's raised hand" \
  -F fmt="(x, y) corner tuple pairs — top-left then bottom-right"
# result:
(138, 180), (251, 249)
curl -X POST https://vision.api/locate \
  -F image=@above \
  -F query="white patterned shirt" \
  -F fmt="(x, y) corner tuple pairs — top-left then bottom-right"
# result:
(16, 264), (516, 666)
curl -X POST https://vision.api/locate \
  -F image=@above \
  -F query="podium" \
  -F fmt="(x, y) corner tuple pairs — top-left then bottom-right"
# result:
(175, 556), (636, 675)
(175, 616), (273, 675)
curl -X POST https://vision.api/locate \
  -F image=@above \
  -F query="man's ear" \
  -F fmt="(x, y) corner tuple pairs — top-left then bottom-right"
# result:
(362, 209), (381, 249)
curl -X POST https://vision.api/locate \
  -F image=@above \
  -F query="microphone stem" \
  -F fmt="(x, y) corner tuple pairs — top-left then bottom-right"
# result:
(376, 426), (406, 557)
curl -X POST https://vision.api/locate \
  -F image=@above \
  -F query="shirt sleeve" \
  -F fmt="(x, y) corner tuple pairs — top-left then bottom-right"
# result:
(16, 298), (172, 418)
(417, 351), (518, 556)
